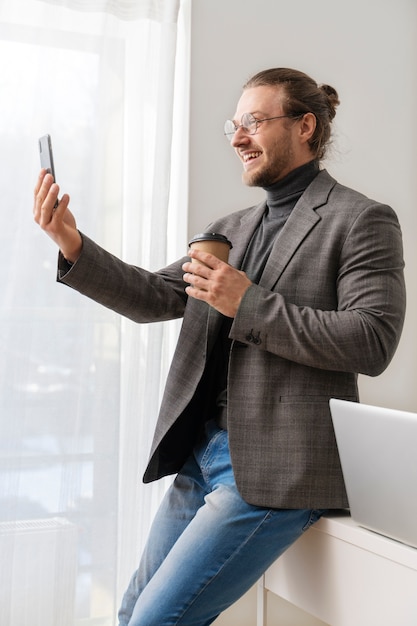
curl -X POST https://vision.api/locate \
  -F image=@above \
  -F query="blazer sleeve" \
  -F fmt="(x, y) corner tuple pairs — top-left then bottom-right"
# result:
(230, 201), (406, 377)
(57, 233), (188, 323)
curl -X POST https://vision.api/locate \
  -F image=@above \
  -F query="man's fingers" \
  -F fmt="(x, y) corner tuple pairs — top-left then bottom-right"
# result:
(187, 248), (225, 269)
(33, 169), (47, 198)
(34, 175), (61, 227)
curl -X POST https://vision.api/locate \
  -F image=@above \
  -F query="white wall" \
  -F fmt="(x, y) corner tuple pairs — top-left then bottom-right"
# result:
(188, 0), (416, 411)
(187, 0), (417, 624)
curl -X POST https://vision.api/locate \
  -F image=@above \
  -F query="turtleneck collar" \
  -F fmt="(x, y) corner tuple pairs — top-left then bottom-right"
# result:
(263, 160), (320, 215)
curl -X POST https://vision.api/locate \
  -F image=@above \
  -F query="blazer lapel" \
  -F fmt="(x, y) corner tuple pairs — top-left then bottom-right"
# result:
(259, 170), (336, 290)
(205, 170), (336, 334)
(229, 200), (267, 270)
(206, 200), (266, 344)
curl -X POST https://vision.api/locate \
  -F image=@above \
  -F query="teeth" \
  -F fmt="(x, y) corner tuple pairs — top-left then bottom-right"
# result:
(243, 152), (261, 162)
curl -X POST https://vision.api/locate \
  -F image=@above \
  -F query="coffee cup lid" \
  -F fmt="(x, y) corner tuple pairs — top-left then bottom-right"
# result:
(188, 232), (233, 248)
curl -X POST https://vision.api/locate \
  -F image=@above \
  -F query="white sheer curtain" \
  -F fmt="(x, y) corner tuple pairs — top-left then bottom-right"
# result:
(0, 1), (189, 624)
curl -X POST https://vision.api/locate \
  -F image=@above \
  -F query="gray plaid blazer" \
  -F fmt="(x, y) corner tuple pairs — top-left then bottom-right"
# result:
(58, 170), (406, 509)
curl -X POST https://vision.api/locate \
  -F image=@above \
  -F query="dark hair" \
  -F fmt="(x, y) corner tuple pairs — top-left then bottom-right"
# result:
(244, 68), (340, 160)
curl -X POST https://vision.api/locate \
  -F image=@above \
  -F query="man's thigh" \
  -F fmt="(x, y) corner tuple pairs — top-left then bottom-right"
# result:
(128, 479), (324, 625)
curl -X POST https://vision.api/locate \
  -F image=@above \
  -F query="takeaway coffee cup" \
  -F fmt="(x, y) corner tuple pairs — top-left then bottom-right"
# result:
(188, 232), (233, 265)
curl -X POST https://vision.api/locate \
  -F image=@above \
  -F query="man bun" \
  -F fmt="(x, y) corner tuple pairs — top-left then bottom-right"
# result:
(319, 84), (340, 121)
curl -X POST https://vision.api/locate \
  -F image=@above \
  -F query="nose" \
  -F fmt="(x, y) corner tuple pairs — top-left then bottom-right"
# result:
(230, 126), (250, 148)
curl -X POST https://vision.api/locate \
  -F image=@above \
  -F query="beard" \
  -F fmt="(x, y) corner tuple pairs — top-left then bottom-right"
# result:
(243, 163), (285, 188)
(243, 134), (294, 188)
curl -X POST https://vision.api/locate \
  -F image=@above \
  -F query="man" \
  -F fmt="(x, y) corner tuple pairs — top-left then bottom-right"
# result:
(33, 67), (406, 625)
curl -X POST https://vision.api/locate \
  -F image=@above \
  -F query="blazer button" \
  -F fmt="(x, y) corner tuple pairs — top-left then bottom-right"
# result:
(245, 329), (262, 345)
(252, 333), (261, 345)
(246, 329), (254, 342)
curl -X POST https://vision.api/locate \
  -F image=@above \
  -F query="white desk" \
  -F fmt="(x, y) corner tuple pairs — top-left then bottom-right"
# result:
(257, 512), (417, 626)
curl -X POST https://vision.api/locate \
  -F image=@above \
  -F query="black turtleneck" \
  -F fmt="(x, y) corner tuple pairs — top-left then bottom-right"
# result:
(241, 159), (320, 282)
(214, 160), (320, 428)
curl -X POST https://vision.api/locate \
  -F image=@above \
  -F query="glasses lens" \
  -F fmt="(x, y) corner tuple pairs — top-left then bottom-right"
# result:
(224, 119), (236, 140)
(241, 113), (257, 135)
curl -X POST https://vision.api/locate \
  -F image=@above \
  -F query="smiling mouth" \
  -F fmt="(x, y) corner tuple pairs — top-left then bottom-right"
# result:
(242, 151), (262, 163)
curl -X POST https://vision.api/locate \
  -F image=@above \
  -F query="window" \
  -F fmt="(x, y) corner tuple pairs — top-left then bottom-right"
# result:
(0, 2), (187, 623)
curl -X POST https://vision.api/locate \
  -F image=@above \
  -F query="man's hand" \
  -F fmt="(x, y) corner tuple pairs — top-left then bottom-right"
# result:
(33, 169), (82, 263)
(182, 248), (252, 317)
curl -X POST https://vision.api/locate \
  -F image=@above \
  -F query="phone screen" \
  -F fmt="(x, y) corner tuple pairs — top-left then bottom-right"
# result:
(39, 134), (56, 181)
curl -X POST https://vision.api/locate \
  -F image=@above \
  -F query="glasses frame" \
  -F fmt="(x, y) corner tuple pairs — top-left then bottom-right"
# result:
(224, 112), (304, 141)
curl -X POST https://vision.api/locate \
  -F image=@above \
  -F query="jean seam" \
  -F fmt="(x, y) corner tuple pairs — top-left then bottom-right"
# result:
(199, 429), (227, 486)
(173, 507), (275, 624)
(302, 508), (327, 532)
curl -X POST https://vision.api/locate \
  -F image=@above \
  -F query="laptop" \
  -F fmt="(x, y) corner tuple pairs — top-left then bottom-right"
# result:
(329, 398), (417, 549)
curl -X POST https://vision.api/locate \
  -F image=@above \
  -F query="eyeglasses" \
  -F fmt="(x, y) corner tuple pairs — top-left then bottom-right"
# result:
(224, 111), (304, 141)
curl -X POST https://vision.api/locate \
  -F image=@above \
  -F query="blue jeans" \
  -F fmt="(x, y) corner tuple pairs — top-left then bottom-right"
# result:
(118, 420), (326, 626)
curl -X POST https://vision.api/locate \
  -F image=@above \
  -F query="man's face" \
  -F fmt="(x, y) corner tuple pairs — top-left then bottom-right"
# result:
(230, 85), (303, 187)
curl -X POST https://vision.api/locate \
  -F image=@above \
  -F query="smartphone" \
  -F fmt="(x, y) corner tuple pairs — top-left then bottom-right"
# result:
(39, 134), (56, 181)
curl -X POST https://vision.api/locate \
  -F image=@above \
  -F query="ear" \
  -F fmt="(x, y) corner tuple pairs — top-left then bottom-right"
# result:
(298, 112), (316, 144)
